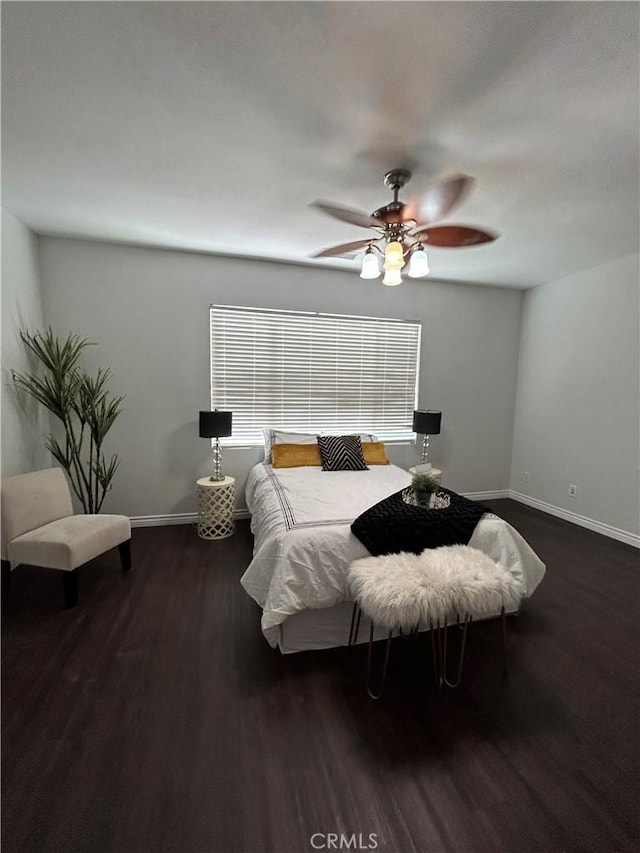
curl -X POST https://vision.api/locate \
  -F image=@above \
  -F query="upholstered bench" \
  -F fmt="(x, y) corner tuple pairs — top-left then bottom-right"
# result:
(347, 544), (523, 697)
(1, 468), (132, 607)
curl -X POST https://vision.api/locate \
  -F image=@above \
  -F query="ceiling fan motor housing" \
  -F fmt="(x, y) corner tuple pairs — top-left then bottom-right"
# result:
(372, 201), (409, 226)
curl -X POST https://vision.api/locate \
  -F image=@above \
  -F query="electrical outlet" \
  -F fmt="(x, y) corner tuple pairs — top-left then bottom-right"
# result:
(569, 484), (577, 497)
(523, 471), (530, 482)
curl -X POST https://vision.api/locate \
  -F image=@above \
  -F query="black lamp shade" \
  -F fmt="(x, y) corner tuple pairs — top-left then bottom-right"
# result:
(412, 409), (441, 435)
(199, 410), (232, 438)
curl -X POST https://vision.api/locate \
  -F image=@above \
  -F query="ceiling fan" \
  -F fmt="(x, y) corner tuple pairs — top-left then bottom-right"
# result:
(309, 169), (498, 285)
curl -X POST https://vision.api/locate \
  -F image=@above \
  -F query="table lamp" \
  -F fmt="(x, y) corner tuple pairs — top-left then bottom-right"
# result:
(412, 409), (442, 473)
(199, 410), (233, 481)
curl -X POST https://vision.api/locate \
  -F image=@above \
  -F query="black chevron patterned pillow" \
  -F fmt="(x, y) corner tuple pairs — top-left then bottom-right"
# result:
(317, 435), (369, 471)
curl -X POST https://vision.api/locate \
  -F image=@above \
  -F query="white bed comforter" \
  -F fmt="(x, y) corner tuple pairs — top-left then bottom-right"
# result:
(240, 463), (546, 647)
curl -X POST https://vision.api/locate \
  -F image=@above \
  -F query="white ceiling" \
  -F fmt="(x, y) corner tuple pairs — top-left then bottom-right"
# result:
(2, 2), (638, 289)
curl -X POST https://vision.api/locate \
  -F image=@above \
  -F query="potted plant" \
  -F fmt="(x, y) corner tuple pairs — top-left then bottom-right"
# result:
(12, 327), (124, 513)
(411, 472), (440, 508)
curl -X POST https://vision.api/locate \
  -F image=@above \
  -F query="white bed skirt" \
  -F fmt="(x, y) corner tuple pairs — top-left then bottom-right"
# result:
(279, 602), (364, 654)
(278, 600), (516, 654)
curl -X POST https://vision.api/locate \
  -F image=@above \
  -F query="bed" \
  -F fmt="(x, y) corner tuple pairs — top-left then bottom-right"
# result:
(240, 462), (546, 653)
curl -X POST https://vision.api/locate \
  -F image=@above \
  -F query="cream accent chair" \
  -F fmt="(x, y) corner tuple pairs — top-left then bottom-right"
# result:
(1, 468), (131, 607)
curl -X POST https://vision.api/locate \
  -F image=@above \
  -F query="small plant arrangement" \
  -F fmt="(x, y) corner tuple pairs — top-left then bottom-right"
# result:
(12, 327), (124, 513)
(411, 472), (440, 507)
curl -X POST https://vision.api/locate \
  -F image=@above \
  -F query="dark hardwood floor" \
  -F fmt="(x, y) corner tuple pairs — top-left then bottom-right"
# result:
(2, 501), (639, 853)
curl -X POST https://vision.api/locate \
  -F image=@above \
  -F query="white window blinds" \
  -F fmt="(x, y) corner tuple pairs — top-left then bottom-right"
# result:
(210, 305), (421, 445)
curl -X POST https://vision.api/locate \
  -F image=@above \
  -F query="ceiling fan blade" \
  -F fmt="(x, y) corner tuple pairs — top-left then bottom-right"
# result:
(412, 225), (498, 247)
(402, 174), (474, 225)
(310, 200), (383, 229)
(310, 238), (378, 259)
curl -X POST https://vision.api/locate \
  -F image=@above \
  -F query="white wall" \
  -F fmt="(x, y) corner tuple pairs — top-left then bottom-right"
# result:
(39, 237), (523, 519)
(510, 253), (639, 537)
(1, 209), (50, 477)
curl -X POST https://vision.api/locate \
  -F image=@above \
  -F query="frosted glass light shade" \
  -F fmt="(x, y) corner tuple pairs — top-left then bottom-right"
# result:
(382, 268), (403, 286)
(384, 241), (405, 270)
(408, 248), (430, 278)
(360, 251), (380, 279)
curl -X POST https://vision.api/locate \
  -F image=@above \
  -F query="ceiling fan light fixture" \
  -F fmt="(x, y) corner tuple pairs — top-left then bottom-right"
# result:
(382, 268), (403, 287)
(383, 240), (405, 271)
(360, 247), (380, 279)
(309, 170), (498, 284)
(408, 247), (430, 278)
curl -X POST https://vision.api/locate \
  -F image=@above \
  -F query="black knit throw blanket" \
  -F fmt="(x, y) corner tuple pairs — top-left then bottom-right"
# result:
(350, 487), (491, 557)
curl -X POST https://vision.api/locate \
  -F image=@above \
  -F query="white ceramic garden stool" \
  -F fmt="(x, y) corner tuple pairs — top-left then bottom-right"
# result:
(196, 476), (236, 540)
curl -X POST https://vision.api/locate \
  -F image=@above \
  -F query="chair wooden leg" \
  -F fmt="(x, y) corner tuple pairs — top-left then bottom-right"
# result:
(2, 560), (11, 595)
(119, 539), (132, 573)
(64, 569), (79, 608)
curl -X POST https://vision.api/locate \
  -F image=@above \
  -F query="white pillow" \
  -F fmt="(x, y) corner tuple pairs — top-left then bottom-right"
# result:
(262, 429), (320, 464)
(262, 428), (378, 463)
(328, 432), (378, 443)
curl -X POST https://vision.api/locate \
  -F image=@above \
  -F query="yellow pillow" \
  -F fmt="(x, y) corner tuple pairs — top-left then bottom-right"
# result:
(272, 442), (322, 468)
(362, 441), (390, 465)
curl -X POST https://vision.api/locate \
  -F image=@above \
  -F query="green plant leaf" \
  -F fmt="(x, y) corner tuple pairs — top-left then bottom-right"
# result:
(94, 453), (120, 489)
(46, 435), (71, 468)
(411, 472), (439, 493)
(13, 328), (123, 514)
(19, 327), (91, 375)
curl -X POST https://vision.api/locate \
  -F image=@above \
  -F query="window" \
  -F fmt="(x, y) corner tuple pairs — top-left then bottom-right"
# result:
(210, 305), (421, 445)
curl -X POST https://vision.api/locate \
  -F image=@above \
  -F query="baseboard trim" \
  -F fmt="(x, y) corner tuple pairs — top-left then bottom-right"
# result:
(463, 489), (511, 501)
(131, 513), (196, 528)
(509, 491), (640, 549)
(131, 496), (639, 549)
(131, 509), (251, 528)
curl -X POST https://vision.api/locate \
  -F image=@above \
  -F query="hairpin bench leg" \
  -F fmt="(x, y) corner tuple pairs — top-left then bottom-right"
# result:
(366, 622), (393, 700)
(442, 615), (470, 688)
(348, 601), (362, 646)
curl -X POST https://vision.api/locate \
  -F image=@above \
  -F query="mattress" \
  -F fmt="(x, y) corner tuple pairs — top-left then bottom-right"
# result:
(240, 463), (546, 649)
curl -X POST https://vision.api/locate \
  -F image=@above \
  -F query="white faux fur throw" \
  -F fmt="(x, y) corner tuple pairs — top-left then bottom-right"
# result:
(348, 545), (523, 631)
